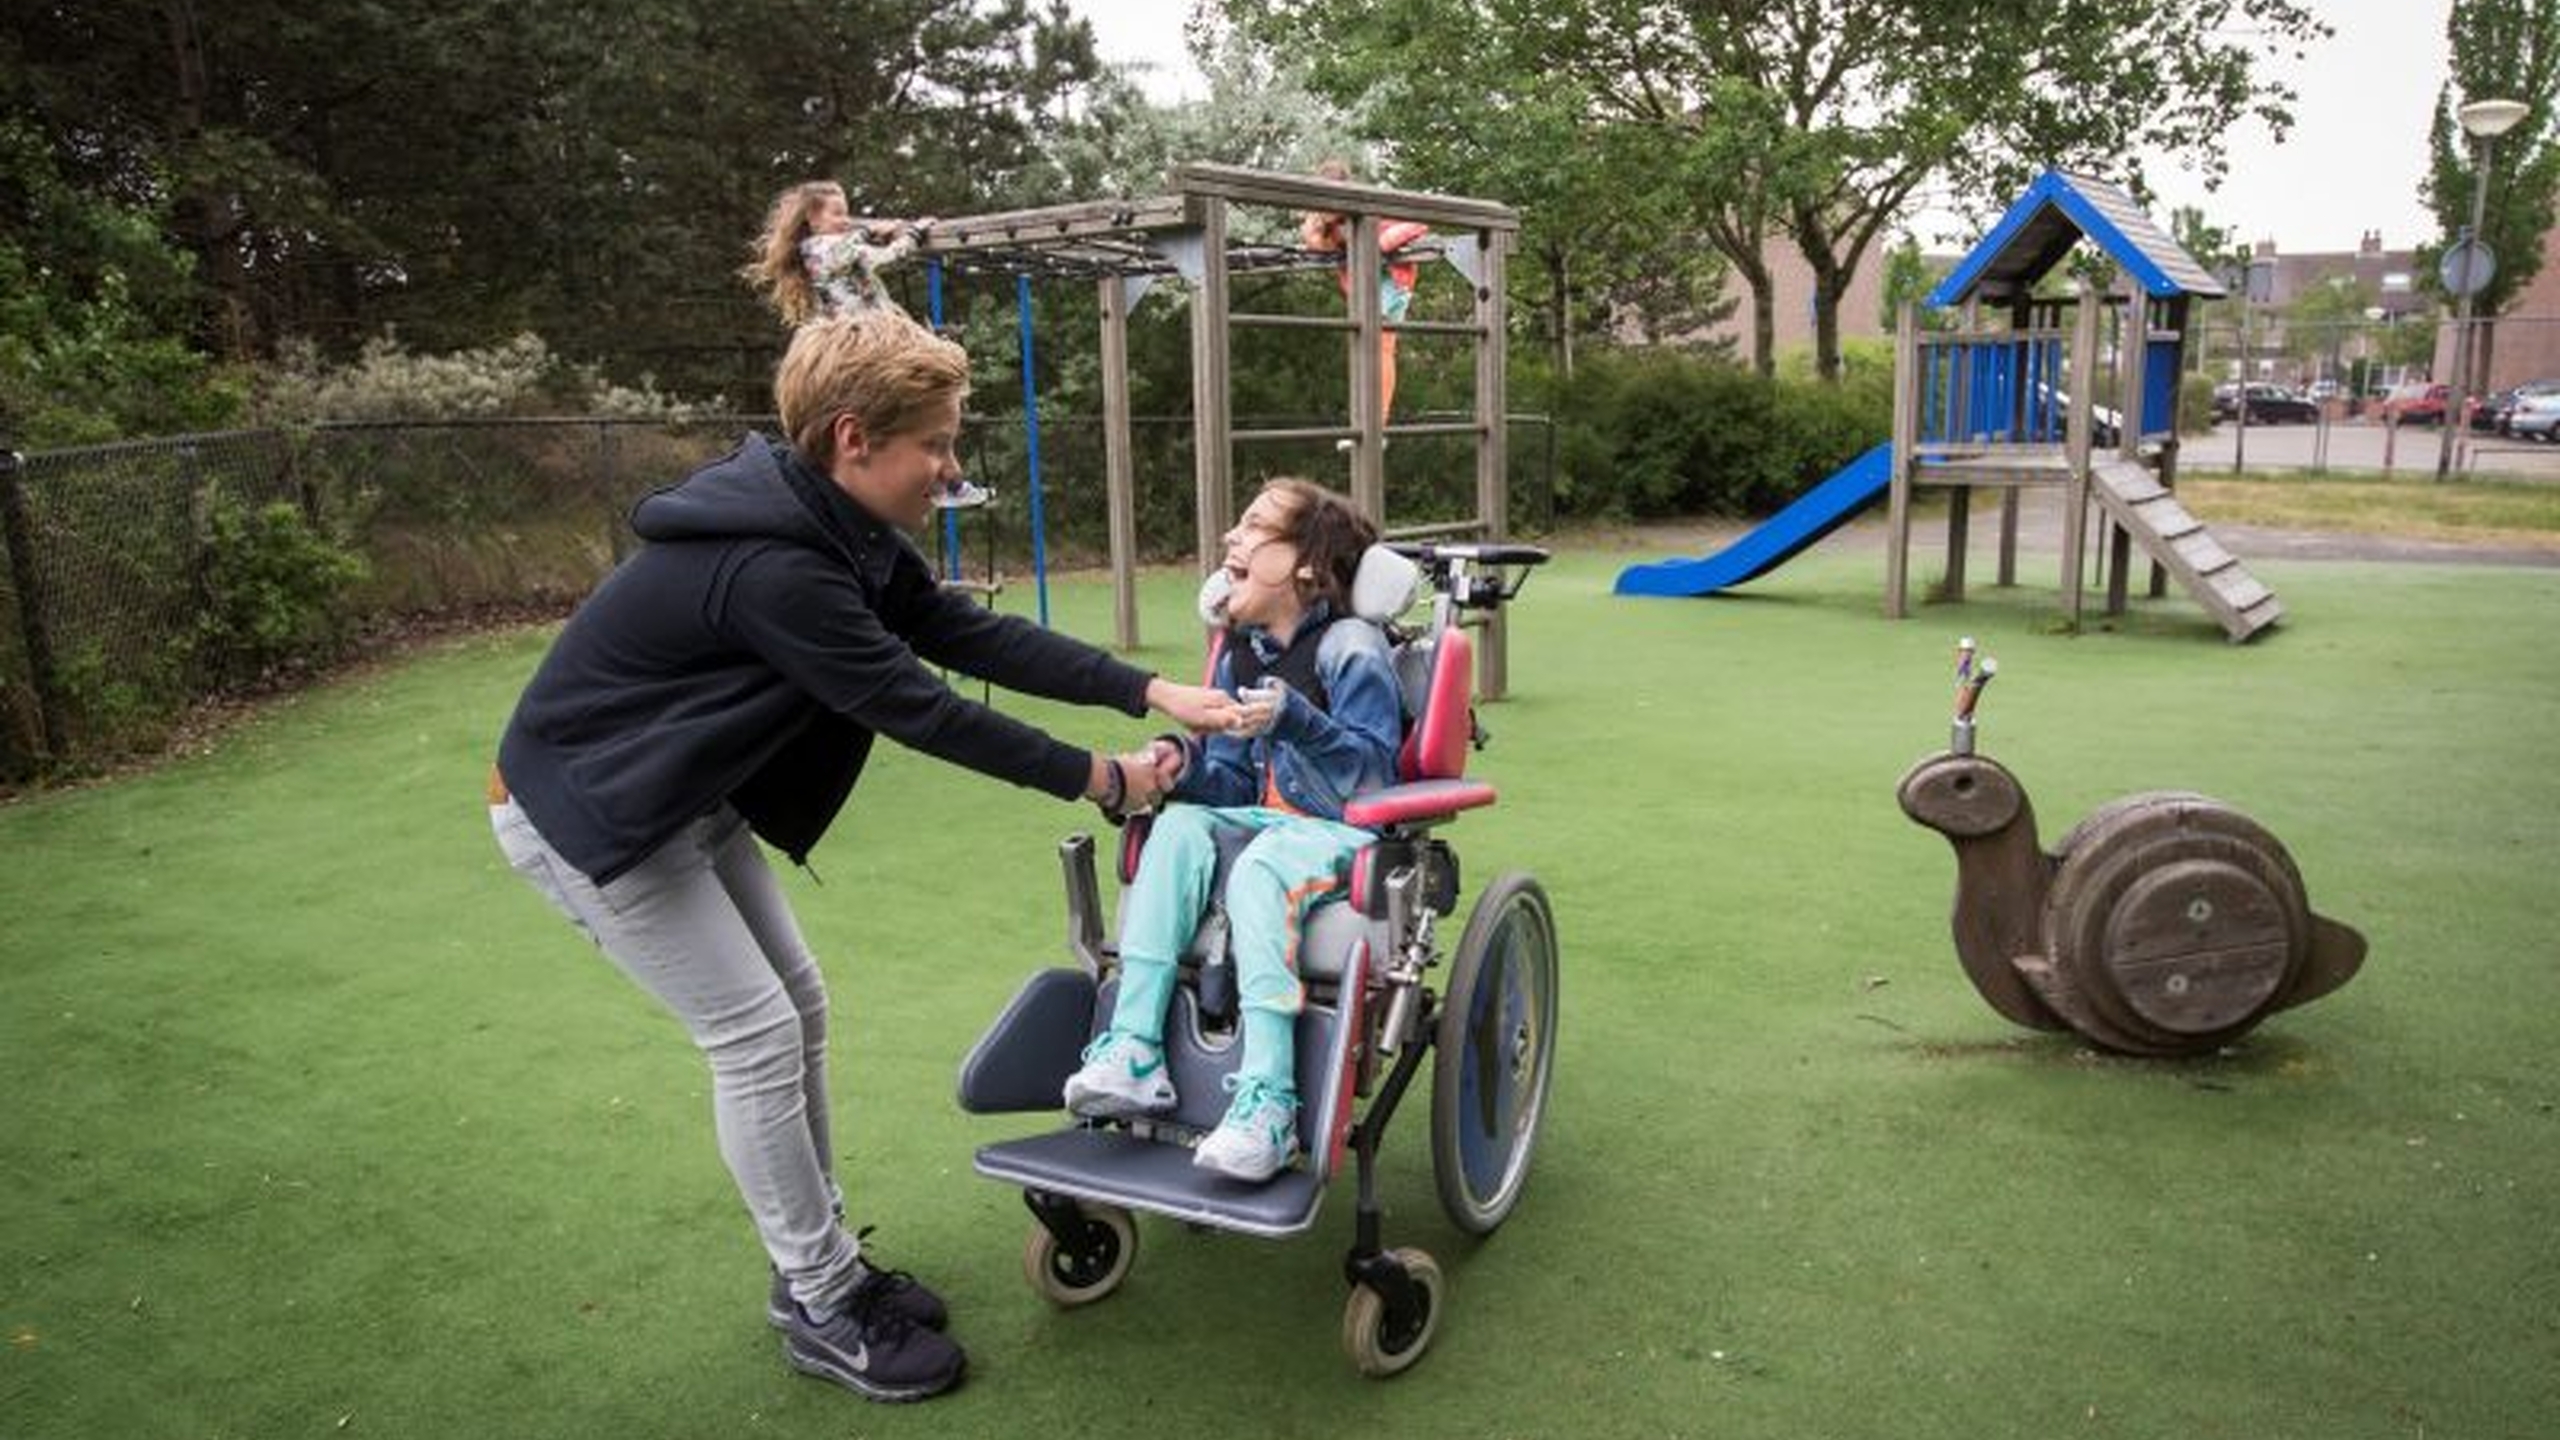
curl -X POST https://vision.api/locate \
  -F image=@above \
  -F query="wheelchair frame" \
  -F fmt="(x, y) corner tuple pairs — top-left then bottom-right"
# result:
(956, 542), (1558, 1377)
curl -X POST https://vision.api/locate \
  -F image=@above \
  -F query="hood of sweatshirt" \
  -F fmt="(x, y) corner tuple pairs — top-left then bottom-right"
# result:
(631, 432), (897, 580)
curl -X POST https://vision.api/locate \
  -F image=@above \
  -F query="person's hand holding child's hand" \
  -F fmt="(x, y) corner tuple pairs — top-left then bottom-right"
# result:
(1147, 678), (1237, 734)
(1227, 682), (1284, 739)
(1115, 748), (1173, 813)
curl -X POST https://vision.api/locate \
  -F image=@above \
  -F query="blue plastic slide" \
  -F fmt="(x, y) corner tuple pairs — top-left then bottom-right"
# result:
(1612, 441), (1894, 597)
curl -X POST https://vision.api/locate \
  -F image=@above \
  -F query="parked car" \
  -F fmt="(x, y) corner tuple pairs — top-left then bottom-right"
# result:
(2506, 392), (2560, 441)
(2213, 382), (2319, 424)
(2477, 377), (2560, 433)
(2383, 382), (2451, 426)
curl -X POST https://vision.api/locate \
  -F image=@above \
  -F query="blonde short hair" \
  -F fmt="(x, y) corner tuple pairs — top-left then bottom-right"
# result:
(773, 314), (970, 469)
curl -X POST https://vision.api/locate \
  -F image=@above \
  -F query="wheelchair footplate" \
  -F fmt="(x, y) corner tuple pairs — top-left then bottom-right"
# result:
(963, 955), (1370, 1242)
(973, 1125), (1328, 1239)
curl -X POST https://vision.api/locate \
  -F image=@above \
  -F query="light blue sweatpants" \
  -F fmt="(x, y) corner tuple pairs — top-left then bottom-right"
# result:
(490, 798), (860, 1314)
(1106, 804), (1371, 1093)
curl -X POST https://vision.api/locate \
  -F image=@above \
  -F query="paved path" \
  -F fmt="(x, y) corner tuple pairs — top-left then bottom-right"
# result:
(2182, 416), (2560, 483)
(1593, 472), (2560, 572)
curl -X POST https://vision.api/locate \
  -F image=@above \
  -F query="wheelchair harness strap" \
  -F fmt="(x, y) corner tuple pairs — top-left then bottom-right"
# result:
(1224, 615), (1338, 714)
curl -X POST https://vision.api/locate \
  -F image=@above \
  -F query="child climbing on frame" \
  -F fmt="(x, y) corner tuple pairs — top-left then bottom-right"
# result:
(1299, 158), (1431, 427)
(744, 179), (985, 507)
(1062, 477), (1405, 1183)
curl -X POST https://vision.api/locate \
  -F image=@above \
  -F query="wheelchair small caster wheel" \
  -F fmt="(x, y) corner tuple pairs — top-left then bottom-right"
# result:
(1023, 1201), (1137, 1307)
(1342, 1247), (1444, 1378)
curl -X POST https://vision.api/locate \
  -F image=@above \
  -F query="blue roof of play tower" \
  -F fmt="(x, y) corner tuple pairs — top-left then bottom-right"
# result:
(1927, 169), (2227, 307)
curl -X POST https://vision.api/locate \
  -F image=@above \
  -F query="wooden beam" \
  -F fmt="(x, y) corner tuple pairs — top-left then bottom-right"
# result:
(1887, 301), (1918, 619)
(1477, 226), (1513, 700)
(916, 195), (1195, 255)
(1168, 162), (1518, 232)
(1348, 213), (1384, 522)
(1099, 275), (1139, 651)
(2062, 290), (2098, 632)
(1189, 205), (1232, 572)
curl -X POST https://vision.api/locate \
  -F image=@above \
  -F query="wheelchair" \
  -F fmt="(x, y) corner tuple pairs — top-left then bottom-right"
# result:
(957, 540), (1558, 1377)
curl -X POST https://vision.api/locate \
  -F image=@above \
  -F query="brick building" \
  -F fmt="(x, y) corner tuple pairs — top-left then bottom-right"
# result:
(2436, 224), (2560, 391)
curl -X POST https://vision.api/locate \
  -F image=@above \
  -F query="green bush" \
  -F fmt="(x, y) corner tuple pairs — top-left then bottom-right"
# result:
(253, 333), (708, 425)
(189, 488), (370, 687)
(2178, 372), (2221, 435)
(1547, 345), (1890, 520)
(0, 121), (248, 447)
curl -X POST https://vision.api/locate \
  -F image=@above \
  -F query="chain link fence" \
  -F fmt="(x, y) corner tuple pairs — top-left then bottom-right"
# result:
(2, 413), (1554, 783)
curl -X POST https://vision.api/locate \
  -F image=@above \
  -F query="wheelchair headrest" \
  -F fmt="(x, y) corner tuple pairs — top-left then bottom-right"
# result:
(1195, 544), (1415, 627)
(1351, 544), (1422, 624)
(1195, 567), (1233, 626)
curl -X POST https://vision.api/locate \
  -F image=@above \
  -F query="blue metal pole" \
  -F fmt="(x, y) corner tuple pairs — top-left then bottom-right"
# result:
(928, 261), (962, 579)
(1016, 272), (1050, 627)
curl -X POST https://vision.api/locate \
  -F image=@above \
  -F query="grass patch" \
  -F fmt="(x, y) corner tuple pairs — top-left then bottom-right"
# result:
(3, 544), (2556, 1437)
(2179, 469), (2560, 549)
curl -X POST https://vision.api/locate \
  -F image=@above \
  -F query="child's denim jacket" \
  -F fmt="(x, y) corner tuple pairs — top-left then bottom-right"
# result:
(1171, 603), (1404, 823)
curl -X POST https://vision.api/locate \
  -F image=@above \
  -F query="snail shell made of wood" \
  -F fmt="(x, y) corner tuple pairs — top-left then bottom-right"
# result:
(1897, 750), (2367, 1058)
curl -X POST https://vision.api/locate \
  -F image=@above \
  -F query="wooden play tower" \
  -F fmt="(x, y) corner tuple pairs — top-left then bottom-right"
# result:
(910, 164), (1526, 692)
(1886, 170), (2282, 642)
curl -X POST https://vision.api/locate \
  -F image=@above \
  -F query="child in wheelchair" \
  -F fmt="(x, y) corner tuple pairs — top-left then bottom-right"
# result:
(1061, 478), (1404, 1181)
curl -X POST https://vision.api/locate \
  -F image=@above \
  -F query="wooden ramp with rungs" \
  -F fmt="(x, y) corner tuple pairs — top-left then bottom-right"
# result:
(2087, 459), (2284, 642)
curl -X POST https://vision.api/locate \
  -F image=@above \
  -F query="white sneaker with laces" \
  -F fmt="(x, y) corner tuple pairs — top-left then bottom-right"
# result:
(1192, 1078), (1300, 1183)
(934, 479), (993, 509)
(1062, 1031), (1177, 1119)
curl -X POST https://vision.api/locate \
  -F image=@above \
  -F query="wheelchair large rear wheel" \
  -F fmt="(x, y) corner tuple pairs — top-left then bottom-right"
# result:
(1431, 872), (1558, 1235)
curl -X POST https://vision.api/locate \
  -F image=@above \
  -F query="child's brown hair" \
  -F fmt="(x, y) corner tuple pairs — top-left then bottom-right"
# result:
(1260, 477), (1378, 609)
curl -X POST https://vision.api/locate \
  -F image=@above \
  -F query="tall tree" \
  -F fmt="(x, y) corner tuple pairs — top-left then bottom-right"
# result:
(1212, 0), (1734, 378)
(1219, 0), (2327, 381)
(0, 121), (240, 445)
(2422, 0), (2560, 396)
(1, 0), (1107, 398)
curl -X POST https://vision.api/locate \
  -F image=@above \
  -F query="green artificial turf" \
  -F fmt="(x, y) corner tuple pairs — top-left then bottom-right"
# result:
(3, 537), (2555, 1438)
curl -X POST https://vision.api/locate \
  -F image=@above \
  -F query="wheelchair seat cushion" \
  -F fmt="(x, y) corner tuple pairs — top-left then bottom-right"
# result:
(1174, 826), (1373, 984)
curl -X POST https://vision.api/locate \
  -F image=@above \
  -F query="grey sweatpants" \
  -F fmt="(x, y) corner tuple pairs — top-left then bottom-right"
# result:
(490, 797), (860, 1313)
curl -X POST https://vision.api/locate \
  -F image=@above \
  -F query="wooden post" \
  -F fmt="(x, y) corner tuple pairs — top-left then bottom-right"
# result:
(1099, 275), (1140, 650)
(2149, 296), (2179, 599)
(2062, 289), (2098, 632)
(1188, 202), (1233, 573)
(1997, 491), (2020, 586)
(1886, 300), (1918, 619)
(2115, 288), (2149, 458)
(0, 449), (66, 762)
(1476, 226), (1514, 700)
(2106, 286), (2146, 614)
(1347, 213), (1384, 524)
(1944, 488), (1970, 601)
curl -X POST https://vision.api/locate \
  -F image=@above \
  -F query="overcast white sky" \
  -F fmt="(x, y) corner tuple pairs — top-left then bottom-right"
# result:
(1068, 0), (2463, 255)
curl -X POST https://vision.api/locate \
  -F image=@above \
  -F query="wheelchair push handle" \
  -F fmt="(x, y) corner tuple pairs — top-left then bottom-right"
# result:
(1386, 541), (1551, 613)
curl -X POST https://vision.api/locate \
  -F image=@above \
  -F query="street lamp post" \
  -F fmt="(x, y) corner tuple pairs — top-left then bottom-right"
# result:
(2437, 96), (2530, 482)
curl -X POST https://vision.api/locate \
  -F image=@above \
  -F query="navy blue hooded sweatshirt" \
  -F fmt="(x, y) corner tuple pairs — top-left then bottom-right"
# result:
(497, 433), (1154, 884)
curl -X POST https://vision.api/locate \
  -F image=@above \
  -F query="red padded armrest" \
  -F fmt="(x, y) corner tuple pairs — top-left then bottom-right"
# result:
(1343, 778), (1497, 829)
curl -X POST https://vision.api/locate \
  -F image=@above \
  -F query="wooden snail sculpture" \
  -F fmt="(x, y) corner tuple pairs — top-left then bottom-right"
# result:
(1896, 640), (2367, 1057)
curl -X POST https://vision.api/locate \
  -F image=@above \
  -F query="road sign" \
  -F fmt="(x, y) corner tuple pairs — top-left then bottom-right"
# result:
(2442, 239), (2497, 298)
